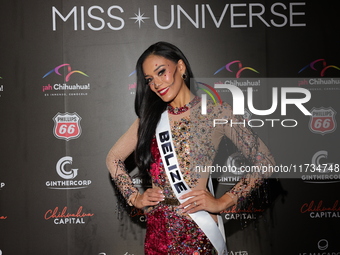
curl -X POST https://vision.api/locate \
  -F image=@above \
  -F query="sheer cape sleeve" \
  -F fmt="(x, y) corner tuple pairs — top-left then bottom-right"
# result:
(212, 103), (276, 205)
(106, 119), (139, 206)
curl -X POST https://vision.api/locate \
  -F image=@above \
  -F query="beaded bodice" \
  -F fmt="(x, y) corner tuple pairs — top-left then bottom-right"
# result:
(107, 97), (275, 212)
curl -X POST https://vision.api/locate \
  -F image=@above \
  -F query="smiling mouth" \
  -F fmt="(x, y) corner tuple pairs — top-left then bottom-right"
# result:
(158, 87), (169, 96)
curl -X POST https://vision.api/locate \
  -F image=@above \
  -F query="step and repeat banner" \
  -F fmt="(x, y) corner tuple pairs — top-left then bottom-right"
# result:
(0, 0), (339, 254)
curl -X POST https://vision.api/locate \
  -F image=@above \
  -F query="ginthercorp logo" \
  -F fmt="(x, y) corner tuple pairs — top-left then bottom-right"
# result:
(216, 152), (247, 186)
(56, 156), (78, 179)
(53, 112), (82, 141)
(51, 3), (306, 31)
(214, 60), (259, 78)
(46, 156), (92, 189)
(301, 150), (340, 184)
(309, 107), (337, 135)
(42, 63), (90, 96)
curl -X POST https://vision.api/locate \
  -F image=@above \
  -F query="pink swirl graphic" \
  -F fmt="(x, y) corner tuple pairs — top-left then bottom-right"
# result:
(299, 59), (340, 76)
(214, 60), (259, 77)
(43, 64), (89, 81)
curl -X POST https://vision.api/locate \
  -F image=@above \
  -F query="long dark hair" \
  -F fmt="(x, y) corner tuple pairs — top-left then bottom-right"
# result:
(134, 41), (194, 174)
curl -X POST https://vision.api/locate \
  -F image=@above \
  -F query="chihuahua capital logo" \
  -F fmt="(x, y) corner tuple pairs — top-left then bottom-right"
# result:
(43, 63), (89, 82)
(214, 60), (259, 78)
(299, 59), (340, 77)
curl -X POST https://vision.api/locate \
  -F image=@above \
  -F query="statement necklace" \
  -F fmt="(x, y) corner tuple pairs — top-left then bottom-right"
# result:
(167, 96), (201, 115)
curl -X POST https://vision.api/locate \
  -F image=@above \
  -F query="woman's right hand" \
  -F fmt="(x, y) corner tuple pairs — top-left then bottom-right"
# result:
(132, 188), (165, 209)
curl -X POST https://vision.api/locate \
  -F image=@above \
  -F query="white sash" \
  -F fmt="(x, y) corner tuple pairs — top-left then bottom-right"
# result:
(155, 110), (227, 255)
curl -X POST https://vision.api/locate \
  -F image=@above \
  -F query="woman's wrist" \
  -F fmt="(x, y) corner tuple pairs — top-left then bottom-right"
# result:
(218, 193), (235, 211)
(128, 192), (140, 207)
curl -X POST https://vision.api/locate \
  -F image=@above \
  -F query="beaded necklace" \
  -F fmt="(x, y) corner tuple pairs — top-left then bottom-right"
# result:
(167, 96), (201, 115)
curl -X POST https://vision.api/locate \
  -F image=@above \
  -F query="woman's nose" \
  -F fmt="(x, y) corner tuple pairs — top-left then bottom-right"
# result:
(153, 77), (163, 88)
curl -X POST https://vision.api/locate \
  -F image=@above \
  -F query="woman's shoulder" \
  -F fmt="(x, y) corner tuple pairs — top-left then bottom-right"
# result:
(205, 99), (233, 117)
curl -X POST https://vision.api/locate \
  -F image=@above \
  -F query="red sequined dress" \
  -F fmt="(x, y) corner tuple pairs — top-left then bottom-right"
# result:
(106, 97), (275, 255)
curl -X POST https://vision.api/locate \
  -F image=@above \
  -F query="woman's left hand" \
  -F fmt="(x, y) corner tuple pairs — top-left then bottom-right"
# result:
(178, 190), (233, 214)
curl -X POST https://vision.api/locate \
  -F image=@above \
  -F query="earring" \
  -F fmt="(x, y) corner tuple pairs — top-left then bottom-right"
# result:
(181, 73), (187, 80)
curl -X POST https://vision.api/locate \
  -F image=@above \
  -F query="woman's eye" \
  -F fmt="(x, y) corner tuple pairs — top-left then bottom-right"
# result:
(145, 78), (152, 85)
(158, 69), (165, 76)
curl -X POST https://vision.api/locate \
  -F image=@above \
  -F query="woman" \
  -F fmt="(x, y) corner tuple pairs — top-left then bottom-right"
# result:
(106, 41), (275, 254)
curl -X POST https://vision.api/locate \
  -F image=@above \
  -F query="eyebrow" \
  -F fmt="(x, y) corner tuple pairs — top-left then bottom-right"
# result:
(153, 64), (165, 72)
(144, 65), (166, 77)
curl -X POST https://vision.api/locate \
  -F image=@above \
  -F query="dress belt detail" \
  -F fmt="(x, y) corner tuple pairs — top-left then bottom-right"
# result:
(160, 198), (181, 206)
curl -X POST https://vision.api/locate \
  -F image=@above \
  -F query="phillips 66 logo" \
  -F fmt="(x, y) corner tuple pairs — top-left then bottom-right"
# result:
(309, 107), (337, 135)
(53, 112), (82, 141)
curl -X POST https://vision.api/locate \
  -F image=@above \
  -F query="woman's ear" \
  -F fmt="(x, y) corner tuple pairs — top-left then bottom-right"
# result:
(177, 59), (186, 73)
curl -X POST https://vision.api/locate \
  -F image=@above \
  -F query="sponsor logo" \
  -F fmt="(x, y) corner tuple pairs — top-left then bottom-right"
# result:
(226, 251), (248, 255)
(217, 152), (247, 186)
(53, 112), (82, 141)
(298, 239), (340, 255)
(46, 156), (92, 189)
(318, 239), (328, 251)
(298, 78), (340, 88)
(128, 82), (137, 95)
(44, 206), (94, 224)
(214, 60), (259, 78)
(43, 63), (89, 82)
(298, 59), (340, 91)
(56, 156), (78, 179)
(223, 205), (264, 221)
(309, 107), (337, 135)
(300, 200), (340, 219)
(126, 70), (137, 95)
(52, 3), (306, 31)
(42, 64), (90, 97)
(129, 207), (146, 223)
(299, 59), (340, 77)
(0, 76), (3, 98)
(302, 150), (340, 183)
